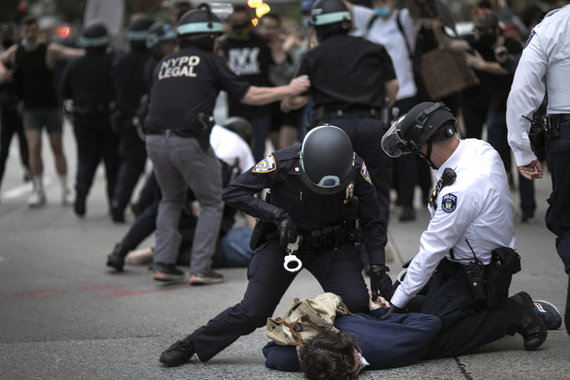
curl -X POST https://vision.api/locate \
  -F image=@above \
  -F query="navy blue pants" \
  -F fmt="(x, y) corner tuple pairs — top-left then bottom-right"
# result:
(72, 113), (119, 202)
(420, 269), (522, 358)
(546, 121), (570, 274)
(113, 120), (147, 210)
(192, 240), (369, 362)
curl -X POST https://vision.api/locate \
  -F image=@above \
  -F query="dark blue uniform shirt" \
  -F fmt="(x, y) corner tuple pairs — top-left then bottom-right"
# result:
(145, 45), (250, 135)
(61, 52), (115, 105)
(112, 49), (149, 117)
(297, 34), (396, 110)
(222, 144), (386, 266)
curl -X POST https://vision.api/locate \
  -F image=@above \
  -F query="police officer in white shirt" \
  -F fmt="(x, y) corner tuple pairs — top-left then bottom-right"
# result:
(506, 5), (570, 336)
(381, 102), (547, 356)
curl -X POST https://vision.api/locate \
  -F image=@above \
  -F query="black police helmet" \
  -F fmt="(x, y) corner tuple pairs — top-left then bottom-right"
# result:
(78, 22), (109, 48)
(177, 3), (223, 50)
(381, 102), (457, 158)
(128, 15), (154, 42)
(300, 125), (355, 195)
(146, 21), (176, 49)
(222, 117), (254, 148)
(309, 0), (351, 26)
(310, 0), (351, 41)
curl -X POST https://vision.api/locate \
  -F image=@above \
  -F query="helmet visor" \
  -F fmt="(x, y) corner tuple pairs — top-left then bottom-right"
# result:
(381, 115), (409, 158)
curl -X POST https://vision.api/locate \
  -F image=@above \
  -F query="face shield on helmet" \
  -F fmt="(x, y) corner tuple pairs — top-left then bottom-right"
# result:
(381, 102), (457, 159)
(299, 125), (355, 195)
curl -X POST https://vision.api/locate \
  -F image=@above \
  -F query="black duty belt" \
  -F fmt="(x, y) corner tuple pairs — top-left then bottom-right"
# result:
(315, 106), (382, 120)
(547, 114), (570, 125)
(145, 129), (198, 138)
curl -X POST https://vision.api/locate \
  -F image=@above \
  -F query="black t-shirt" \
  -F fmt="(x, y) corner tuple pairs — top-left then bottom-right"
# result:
(14, 43), (59, 108)
(220, 33), (273, 118)
(60, 52), (115, 105)
(297, 34), (396, 110)
(464, 36), (522, 111)
(145, 46), (250, 135)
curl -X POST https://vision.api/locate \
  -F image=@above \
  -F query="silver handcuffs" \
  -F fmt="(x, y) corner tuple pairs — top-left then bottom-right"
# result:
(283, 237), (302, 272)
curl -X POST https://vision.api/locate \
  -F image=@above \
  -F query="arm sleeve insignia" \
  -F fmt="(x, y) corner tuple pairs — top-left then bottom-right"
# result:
(252, 154), (277, 173)
(361, 162), (372, 185)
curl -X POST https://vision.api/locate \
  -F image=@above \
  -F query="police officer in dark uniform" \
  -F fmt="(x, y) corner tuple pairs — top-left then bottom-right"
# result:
(110, 15), (154, 223)
(144, 22), (177, 92)
(60, 22), (119, 217)
(158, 125), (392, 367)
(283, 0), (399, 275)
(144, 4), (309, 283)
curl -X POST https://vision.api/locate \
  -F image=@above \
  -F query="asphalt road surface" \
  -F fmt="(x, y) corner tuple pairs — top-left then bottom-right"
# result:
(0, 123), (568, 379)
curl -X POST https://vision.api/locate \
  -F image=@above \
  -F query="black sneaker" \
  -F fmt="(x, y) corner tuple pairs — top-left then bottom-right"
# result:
(510, 291), (547, 350)
(159, 335), (195, 367)
(153, 262), (185, 282)
(189, 271), (224, 285)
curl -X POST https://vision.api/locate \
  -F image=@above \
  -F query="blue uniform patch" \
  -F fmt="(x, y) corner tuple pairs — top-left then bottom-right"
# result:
(524, 30), (535, 48)
(441, 194), (457, 213)
(361, 162), (372, 185)
(252, 154), (277, 173)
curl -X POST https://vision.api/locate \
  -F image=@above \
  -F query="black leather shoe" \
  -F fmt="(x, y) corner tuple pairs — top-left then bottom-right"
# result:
(511, 291), (547, 350)
(106, 243), (129, 272)
(159, 335), (195, 367)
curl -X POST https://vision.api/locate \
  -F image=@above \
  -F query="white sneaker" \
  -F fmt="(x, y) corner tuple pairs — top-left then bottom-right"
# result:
(28, 191), (46, 208)
(62, 189), (75, 206)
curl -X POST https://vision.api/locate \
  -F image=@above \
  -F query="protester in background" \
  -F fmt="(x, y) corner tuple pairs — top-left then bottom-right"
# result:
(0, 15), (83, 208)
(219, 5), (275, 161)
(0, 23), (29, 195)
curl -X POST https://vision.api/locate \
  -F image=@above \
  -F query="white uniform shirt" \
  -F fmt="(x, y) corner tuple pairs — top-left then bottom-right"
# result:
(210, 125), (255, 173)
(506, 5), (570, 166)
(391, 139), (516, 308)
(352, 6), (418, 100)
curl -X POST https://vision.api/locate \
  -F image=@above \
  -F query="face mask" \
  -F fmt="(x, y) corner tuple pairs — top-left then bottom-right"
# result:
(374, 6), (391, 18)
(478, 33), (497, 47)
(230, 23), (253, 41)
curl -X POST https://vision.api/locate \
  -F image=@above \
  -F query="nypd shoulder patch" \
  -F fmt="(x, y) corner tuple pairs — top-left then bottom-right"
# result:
(252, 154), (277, 173)
(361, 162), (372, 185)
(441, 193), (457, 213)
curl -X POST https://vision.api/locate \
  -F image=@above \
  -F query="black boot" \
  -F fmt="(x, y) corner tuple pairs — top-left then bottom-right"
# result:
(74, 189), (87, 217)
(106, 243), (130, 272)
(510, 291), (547, 350)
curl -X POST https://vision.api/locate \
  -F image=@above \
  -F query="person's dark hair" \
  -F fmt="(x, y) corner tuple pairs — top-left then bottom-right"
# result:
(261, 13), (281, 25)
(21, 15), (38, 27)
(521, 4), (546, 29)
(299, 330), (359, 380)
(232, 5), (250, 14)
